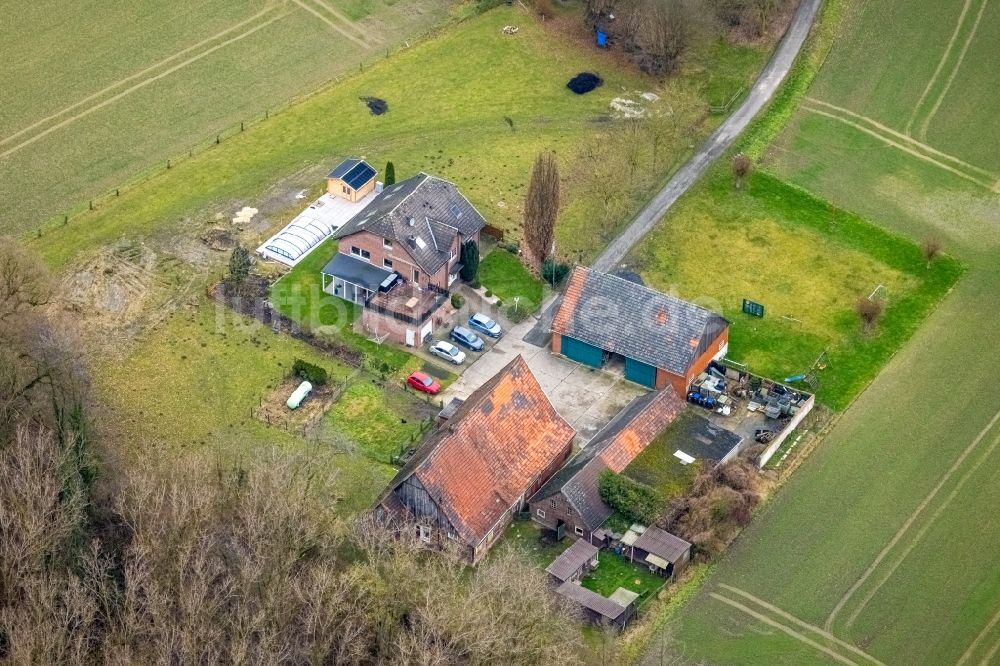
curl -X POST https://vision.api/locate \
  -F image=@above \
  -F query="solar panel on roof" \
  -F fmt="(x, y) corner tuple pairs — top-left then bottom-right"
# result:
(344, 162), (376, 189)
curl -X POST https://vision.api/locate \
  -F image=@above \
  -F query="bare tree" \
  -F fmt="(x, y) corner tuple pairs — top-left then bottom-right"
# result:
(523, 152), (560, 272)
(856, 296), (885, 335)
(0, 238), (50, 325)
(731, 153), (752, 189)
(921, 237), (943, 267)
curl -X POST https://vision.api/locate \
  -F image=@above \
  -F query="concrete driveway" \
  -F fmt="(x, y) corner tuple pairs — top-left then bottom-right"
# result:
(442, 314), (643, 444)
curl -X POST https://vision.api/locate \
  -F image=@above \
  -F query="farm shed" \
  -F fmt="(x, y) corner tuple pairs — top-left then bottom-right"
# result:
(556, 582), (637, 629)
(551, 267), (729, 391)
(627, 526), (691, 579)
(546, 540), (600, 584)
(373, 356), (575, 565)
(529, 387), (685, 542)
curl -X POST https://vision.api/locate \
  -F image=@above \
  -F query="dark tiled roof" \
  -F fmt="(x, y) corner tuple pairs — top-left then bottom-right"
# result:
(530, 388), (686, 531)
(320, 252), (392, 291)
(334, 173), (486, 275)
(553, 267), (729, 376)
(377, 356), (575, 546)
(557, 582), (628, 620)
(546, 540), (599, 582)
(633, 526), (690, 563)
(327, 158), (377, 190)
(671, 412), (743, 461)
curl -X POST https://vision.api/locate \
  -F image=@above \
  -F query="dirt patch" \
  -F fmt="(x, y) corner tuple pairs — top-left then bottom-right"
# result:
(567, 72), (603, 94)
(360, 96), (388, 115)
(200, 227), (236, 251)
(255, 377), (342, 433)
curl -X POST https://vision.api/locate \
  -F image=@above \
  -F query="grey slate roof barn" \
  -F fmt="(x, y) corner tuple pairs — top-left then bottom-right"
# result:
(552, 266), (730, 391)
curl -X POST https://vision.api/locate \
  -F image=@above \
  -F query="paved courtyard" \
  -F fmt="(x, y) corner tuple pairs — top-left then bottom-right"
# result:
(442, 312), (644, 444)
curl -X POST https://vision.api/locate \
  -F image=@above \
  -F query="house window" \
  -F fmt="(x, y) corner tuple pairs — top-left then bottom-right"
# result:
(413, 269), (420, 282)
(536, 508), (546, 519)
(574, 526), (585, 536)
(383, 258), (393, 269)
(351, 247), (371, 261)
(342, 185), (348, 194)
(383, 238), (392, 250)
(447, 531), (456, 540)
(418, 525), (431, 543)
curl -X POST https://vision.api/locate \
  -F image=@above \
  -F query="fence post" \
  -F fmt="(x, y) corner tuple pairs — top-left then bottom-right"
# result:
(216, 134), (220, 144)
(89, 200), (94, 211)
(167, 159), (171, 169)
(240, 122), (244, 132)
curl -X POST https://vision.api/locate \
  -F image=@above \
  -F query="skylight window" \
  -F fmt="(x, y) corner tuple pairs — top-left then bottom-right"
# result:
(415, 237), (427, 250)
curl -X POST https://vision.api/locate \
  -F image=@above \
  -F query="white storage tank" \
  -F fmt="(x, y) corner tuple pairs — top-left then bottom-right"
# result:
(286, 381), (312, 410)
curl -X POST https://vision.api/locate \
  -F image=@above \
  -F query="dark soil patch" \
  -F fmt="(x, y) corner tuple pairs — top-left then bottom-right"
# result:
(360, 96), (388, 115)
(200, 227), (235, 251)
(567, 72), (603, 94)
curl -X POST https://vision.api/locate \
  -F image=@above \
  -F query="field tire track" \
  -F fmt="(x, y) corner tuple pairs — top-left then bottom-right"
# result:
(0, 10), (290, 161)
(904, 0), (974, 135)
(0, 5), (279, 148)
(805, 97), (997, 180)
(957, 604), (1000, 666)
(800, 104), (998, 192)
(718, 585), (887, 666)
(918, 0), (990, 141)
(291, 0), (369, 47)
(825, 408), (1000, 632)
(308, 0), (372, 43)
(844, 431), (1000, 631)
(710, 593), (861, 665)
(981, 635), (1000, 666)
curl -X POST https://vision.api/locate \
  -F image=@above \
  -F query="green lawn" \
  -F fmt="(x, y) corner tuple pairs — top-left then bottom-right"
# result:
(96, 294), (393, 514)
(629, 167), (962, 410)
(502, 518), (573, 570)
(581, 553), (665, 602)
(322, 379), (438, 464)
(478, 249), (545, 310)
(0, 0), (454, 237)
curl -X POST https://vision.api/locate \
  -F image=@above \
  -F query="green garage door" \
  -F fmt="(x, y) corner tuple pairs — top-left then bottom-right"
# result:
(625, 357), (657, 388)
(561, 336), (604, 368)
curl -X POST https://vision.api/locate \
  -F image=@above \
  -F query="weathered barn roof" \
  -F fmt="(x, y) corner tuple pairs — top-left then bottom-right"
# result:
(530, 388), (686, 530)
(632, 526), (690, 564)
(552, 267), (729, 376)
(546, 539), (599, 582)
(328, 158), (377, 190)
(334, 173), (486, 275)
(557, 582), (629, 620)
(377, 355), (575, 546)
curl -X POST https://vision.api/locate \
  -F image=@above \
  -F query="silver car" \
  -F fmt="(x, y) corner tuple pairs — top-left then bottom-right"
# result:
(430, 340), (467, 365)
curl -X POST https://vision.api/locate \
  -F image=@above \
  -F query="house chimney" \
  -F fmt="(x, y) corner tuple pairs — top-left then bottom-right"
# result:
(408, 235), (417, 249)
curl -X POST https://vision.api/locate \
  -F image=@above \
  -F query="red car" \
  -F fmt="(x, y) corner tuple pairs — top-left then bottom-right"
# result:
(407, 371), (441, 395)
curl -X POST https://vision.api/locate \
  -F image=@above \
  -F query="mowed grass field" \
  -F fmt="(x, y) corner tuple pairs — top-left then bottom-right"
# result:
(0, 0), (454, 236)
(653, 0), (1000, 663)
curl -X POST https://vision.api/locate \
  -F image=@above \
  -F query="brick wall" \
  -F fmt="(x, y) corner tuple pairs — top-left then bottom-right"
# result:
(339, 230), (477, 291)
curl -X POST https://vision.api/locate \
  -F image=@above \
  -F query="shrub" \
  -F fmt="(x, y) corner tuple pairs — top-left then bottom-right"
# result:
(292, 359), (328, 386)
(460, 240), (480, 282)
(542, 259), (571, 286)
(384, 161), (396, 186)
(502, 242), (520, 254)
(228, 244), (251, 284)
(598, 471), (661, 525)
(484, 290), (493, 298)
(921, 237), (943, 267)
(470, 278), (481, 289)
(731, 153), (752, 189)
(856, 296), (885, 334)
(506, 304), (531, 324)
(451, 293), (465, 309)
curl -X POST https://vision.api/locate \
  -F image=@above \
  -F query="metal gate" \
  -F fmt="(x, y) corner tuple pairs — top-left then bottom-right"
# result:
(625, 357), (657, 388)
(560, 336), (604, 368)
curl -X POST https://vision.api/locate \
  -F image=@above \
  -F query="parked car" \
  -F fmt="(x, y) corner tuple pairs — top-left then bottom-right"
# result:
(468, 312), (502, 338)
(407, 371), (441, 395)
(450, 325), (485, 351)
(430, 340), (466, 365)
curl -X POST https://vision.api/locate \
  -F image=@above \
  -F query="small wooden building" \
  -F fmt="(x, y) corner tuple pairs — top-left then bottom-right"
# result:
(327, 158), (377, 203)
(627, 526), (691, 579)
(556, 582), (637, 630)
(545, 540), (600, 584)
